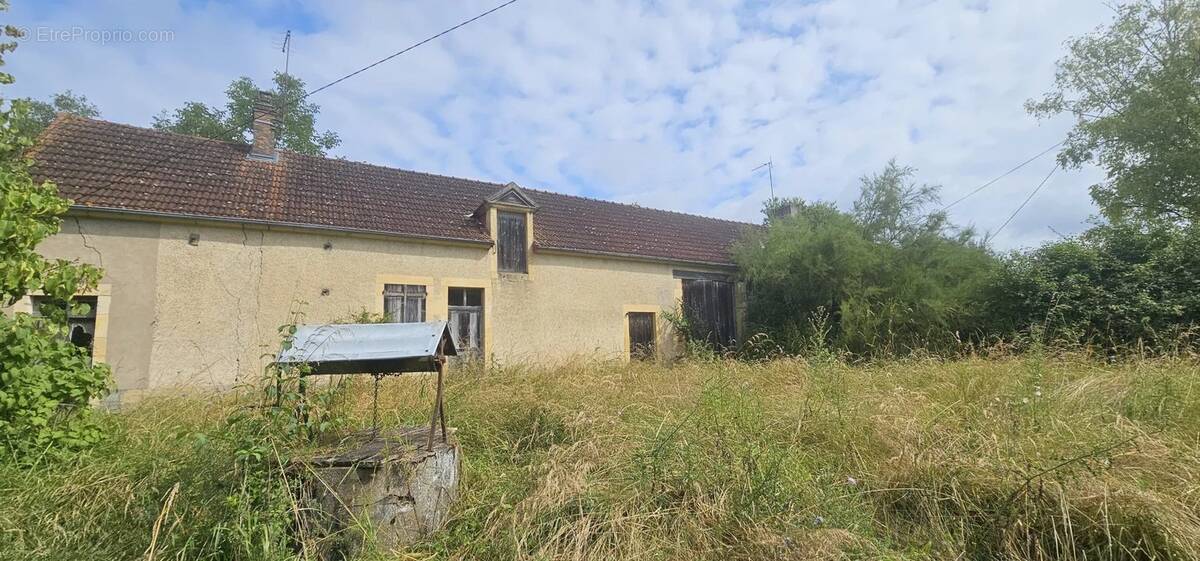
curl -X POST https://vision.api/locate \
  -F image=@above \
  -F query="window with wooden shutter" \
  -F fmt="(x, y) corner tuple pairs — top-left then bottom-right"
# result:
(383, 284), (426, 323)
(497, 211), (528, 273)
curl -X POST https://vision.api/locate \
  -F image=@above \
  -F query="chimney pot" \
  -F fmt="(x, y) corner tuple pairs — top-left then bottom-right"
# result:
(249, 90), (277, 161)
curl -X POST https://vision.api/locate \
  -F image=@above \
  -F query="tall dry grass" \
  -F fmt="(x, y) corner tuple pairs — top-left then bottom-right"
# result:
(1, 355), (1197, 560)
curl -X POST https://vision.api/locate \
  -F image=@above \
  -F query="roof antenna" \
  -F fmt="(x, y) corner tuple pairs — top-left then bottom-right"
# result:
(281, 30), (292, 76)
(752, 158), (774, 199)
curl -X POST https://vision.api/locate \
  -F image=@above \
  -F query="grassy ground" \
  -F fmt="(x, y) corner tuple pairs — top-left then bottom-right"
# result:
(1, 355), (1198, 560)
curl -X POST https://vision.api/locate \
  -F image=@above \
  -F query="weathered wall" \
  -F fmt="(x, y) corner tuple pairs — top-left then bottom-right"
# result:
(17, 217), (161, 400)
(489, 252), (682, 364)
(144, 222), (494, 392)
(25, 214), (726, 404)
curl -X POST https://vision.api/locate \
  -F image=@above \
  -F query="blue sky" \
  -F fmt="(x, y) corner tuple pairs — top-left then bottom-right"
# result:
(7, 0), (1114, 249)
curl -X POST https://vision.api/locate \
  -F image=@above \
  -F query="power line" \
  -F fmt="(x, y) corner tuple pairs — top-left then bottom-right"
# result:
(987, 162), (1060, 244)
(1047, 225), (1070, 240)
(940, 141), (1063, 211)
(306, 0), (517, 98)
(88, 0), (519, 193)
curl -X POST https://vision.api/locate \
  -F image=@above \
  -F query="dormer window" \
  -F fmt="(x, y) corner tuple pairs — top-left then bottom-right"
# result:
(497, 211), (528, 273)
(480, 182), (537, 275)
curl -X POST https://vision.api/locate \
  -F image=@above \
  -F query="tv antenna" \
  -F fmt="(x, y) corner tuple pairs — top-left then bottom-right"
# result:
(281, 30), (292, 75)
(752, 158), (775, 199)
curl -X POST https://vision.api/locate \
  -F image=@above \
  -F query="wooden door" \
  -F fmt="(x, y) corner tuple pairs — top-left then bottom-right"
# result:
(681, 279), (735, 348)
(628, 312), (655, 360)
(448, 287), (484, 360)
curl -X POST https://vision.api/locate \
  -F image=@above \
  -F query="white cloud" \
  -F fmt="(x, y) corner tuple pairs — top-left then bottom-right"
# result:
(6, 0), (1114, 249)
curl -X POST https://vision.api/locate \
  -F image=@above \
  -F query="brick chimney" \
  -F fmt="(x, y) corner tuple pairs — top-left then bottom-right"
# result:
(248, 90), (277, 161)
(766, 200), (802, 223)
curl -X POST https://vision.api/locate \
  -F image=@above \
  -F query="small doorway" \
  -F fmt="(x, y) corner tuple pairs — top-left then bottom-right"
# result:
(448, 287), (484, 360)
(627, 312), (655, 361)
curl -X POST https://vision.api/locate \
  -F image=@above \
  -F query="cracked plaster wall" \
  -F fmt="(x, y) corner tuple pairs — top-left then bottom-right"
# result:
(26, 215), (720, 403)
(19, 217), (160, 401)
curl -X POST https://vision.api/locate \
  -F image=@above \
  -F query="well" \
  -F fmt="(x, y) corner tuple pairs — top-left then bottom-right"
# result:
(275, 322), (461, 557)
(297, 427), (460, 557)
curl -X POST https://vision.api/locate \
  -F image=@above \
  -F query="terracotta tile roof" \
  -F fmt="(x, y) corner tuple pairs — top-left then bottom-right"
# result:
(31, 115), (751, 266)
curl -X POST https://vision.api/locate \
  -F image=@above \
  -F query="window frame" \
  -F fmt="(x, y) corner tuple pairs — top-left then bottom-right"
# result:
(448, 287), (484, 308)
(447, 287), (485, 358)
(30, 295), (100, 360)
(382, 284), (427, 323)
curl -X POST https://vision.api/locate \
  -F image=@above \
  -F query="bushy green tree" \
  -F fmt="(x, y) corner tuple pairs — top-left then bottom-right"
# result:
(736, 200), (874, 347)
(735, 163), (995, 357)
(0, 11), (111, 458)
(978, 222), (1199, 351)
(994, 0), (1200, 354)
(852, 159), (946, 245)
(153, 72), (340, 156)
(12, 90), (99, 136)
(1027, 0), (1200, 224)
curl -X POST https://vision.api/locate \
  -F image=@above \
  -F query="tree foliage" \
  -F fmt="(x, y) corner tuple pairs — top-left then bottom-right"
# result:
(737, 161), (1199, 357)
(735, 162), (994, 357)
(978, 222), (1200, 351)
(153, 72), (340, 156)
(12, 90), (99, 136)
(1027, 0), (1200, 224)
(852, 159), (948, 245)
(0, 11), (110, 458)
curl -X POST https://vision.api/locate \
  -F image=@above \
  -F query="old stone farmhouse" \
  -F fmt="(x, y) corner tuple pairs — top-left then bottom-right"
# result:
(20, 104), (750, 405)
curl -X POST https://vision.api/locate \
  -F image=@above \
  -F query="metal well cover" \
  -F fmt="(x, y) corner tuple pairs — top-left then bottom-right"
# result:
(275, 321), (457, 375)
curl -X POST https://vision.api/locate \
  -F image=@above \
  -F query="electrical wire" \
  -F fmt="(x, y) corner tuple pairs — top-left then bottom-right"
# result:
(940, 141), (1063, 211)
(986, 162), (1060, 243)
(304, 0), (518, 98)
(86, 0), (519, 193)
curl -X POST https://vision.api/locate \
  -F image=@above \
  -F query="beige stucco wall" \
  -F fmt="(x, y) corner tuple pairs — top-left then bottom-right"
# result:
(21, 217), (161, 398)
(145, 221), (496, 392)
(488, 252), (682, 363)
(22, 213), (732, 404)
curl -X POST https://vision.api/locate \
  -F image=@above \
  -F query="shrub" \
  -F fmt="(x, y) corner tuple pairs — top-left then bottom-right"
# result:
(733, 162), (994, 358)
(0, 19), (110, 459)
(0, 312), (110, 457)
(977, 221), (1200, 353)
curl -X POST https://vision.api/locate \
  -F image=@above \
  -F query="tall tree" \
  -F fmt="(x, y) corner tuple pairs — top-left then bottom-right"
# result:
(12, 90), (99, 136)
(851, 158), (947, 245)
(1027, 0), (1200, 224)
(153, 72), (340, 156)
(736, 162), (994, 357)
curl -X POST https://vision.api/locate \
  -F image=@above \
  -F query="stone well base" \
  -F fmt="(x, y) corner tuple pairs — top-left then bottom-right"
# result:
(295, 426), (460, 557)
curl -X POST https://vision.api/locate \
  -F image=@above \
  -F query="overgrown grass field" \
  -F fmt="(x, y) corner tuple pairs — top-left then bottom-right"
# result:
(2, 356), (1198, 560)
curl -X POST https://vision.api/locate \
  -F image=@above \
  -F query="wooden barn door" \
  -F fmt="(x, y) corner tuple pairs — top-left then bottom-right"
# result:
(682, 279), (736, 349)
